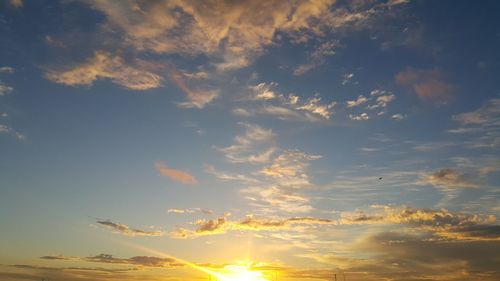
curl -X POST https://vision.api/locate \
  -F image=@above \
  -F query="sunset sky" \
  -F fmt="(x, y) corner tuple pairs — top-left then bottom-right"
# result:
(1, 0), (499, 280)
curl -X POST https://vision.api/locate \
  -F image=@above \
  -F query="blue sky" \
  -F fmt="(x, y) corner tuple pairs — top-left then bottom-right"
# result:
(1, 0), (499, 280)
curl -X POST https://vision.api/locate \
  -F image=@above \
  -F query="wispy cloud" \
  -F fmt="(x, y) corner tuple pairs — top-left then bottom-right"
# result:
(167, 208), (213, 215)
(170, 72), (219, 109)
(0, 66), (15, 73)
(219, 123), (277, 164)
(242, 150), (322, 213)
(293, 40), (340, 75)
(452, 98), (500, 128)
(0, 124), (25, 140)
(45, 51), (162, 90)
(155, 161), (198, 185)
(96, 220), (164, 237)
(204, 164), (260, 184)
(420, 168), (480, 189)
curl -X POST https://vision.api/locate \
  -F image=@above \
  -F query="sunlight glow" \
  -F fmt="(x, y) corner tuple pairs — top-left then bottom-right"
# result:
(122, 241), (269, 281)
(216, 264), (269, 281)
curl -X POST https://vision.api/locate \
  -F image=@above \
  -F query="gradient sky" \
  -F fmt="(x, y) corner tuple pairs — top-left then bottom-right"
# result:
(1, 0), (499, 280)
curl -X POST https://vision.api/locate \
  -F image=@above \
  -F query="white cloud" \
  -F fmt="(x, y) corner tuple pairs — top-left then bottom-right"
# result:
(346, 95), (368, 107)
(167, 208), (213, 215)
(239, 150), (322, 214)
(250, 82), (278, 100)
(391, 113), (405, 120)
(236, 83), (336, 122)
(219, 123), (277, 164)
(0, 124), (25, 140)
(0, 83), (13, 96)
(204, 164), (260, 184)
(296, 96), (336, 119)
(349, 113), (369, 121)
(342, 72), (354, 85)
(0, 66), (15, 73)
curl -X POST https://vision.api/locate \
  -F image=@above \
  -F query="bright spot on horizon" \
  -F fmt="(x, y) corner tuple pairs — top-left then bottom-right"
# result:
(216, 264), (269, 281)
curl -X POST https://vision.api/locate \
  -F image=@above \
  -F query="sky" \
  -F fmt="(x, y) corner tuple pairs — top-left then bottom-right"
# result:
(0, 0), (499, 280)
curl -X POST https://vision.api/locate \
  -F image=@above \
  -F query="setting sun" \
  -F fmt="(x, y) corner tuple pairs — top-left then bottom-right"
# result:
(216, 264), (269, 281)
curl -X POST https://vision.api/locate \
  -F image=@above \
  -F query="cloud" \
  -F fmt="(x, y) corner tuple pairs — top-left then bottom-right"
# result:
(0, 83), (13, 96)
(204, 164), (260, 184)
(167, 208), (213, 215)
(349, 112), (369, 121)
(344, 89), (396, 120)
(9, 0), (22, 8)
(85, 0), (335, 71)
(250, 82), (277, 100)
(96, 220), (164, 237)
(293, 40), (340, 75)
(241, 150), (321, 213)
(420, 168), (480, 189)
(342, 72), (355, 85)
(84, 254), (183, 267)
(0, 66), (15, 73)
(219, 123), (277, 164)
(391, 113), (404, 120)
(260, 150), (321, 189)
(232, 107), (254, 117)
(170, 72), (219, 108)
(296, 95), (336, 119)
(260, 105), (302, 120)
(346, 95), (368, 107)
(353, 231), (500, 280)
(365, 92), (395, 110)
(452, 98), (500, 127)
(154, 161), (198, 185)
(395, 67), (455, 103)
(172, 214), (335, 238)
(80, 0), (409, 74)
(449, 98), (500, 149)
(236, 83), (336, 122)
(45, 51), (162, 90)
(40, 255), (72, 260)
(341, 205), (499, 241)
(0, 124), (25, 140)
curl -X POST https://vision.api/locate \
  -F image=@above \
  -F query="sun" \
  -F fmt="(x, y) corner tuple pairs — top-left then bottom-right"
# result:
(216, 264), (269, 281)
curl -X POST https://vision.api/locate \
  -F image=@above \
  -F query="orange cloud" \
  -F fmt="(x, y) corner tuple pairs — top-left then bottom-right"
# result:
(155, 161), (198, 185)
(170, 73), (218, 108)
(395, 67), (455, 103)
(45, 51), (162, 90)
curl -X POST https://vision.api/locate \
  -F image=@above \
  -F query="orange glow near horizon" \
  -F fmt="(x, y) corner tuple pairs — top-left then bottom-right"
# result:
(215, 263), (269, 281)
(122, 241), (270, 281)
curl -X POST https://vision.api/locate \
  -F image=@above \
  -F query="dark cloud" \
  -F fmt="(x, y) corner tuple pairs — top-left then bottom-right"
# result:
(352, 231), (500, 280)
(85, 254), (183, 267)
(96, 220), (164, 237)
